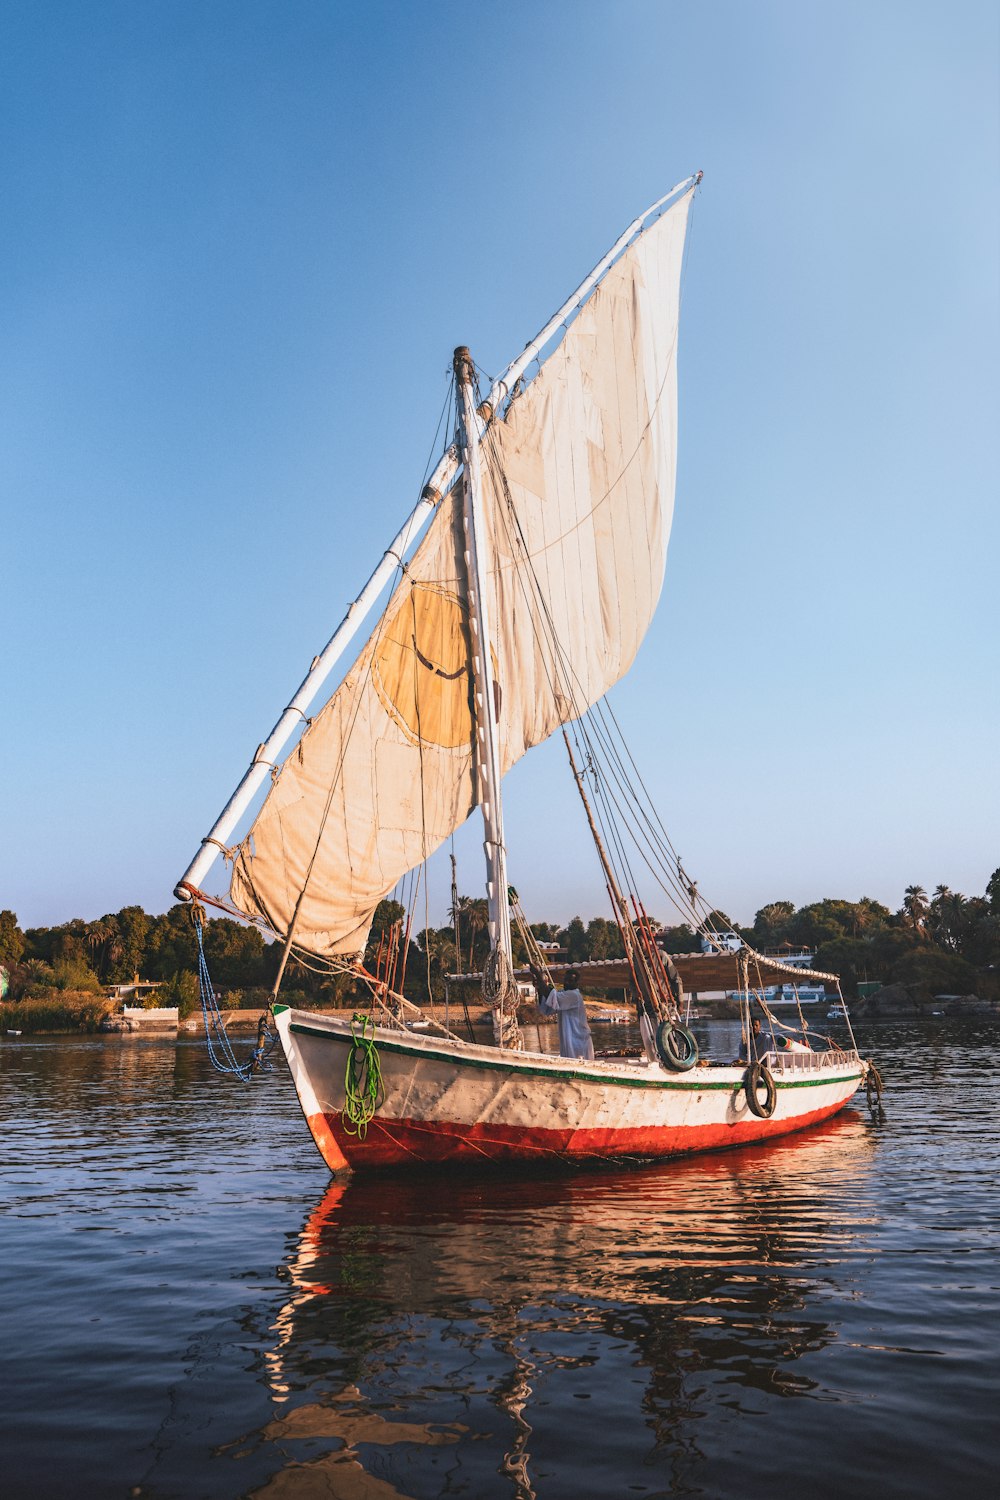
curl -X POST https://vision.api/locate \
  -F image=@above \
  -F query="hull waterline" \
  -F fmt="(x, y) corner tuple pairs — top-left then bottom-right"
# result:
(273, 1006), (866, 1174)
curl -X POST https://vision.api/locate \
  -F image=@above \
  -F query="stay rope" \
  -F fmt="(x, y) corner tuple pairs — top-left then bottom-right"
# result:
(193, 911), (276, 1082)
(510, 889), (553, 993)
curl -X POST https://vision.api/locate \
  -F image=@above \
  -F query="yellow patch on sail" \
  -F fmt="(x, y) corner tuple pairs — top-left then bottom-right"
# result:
(372, 583), (476, 751)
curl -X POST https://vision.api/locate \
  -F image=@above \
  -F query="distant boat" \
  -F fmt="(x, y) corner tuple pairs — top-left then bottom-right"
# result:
(176, 174), (874, 1172)
(827, 1004), (849, 1020)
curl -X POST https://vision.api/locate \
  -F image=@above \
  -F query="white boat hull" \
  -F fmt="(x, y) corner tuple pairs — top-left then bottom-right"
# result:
(273, 1006), (866, 1173)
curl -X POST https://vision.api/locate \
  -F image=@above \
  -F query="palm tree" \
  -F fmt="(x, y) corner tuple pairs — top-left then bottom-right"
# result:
(86, 918), (110, 961)
(449, 894), (472, 970)
(465, 898), (489, 970)
(930, 888), (966, 952)
(902, 885), (929, 938)
(85, 918), (118, 981)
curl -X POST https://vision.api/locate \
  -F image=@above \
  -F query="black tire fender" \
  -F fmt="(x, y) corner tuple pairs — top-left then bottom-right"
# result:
(655, 1021), (699, 1072)
(744, 1061), (777, 1118)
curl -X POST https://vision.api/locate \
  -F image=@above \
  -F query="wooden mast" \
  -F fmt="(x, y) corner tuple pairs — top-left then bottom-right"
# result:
(454, 347), (515, 984)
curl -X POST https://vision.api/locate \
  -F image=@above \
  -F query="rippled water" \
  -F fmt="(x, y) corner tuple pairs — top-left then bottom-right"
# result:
(2, 1018), (997, 1499)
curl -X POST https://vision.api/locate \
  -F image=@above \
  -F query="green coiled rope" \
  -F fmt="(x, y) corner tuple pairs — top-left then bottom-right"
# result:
(343, 1012), (384, 1138)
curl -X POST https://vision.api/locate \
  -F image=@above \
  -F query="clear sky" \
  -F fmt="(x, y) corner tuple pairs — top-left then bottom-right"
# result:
(2, 0), (997, 935)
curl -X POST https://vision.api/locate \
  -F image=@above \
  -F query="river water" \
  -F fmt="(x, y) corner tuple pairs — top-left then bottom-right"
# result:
(1, 1017), (997, 1500)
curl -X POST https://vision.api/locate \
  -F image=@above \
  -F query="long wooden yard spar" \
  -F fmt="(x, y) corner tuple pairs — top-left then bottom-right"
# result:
(173, 171), (701, 911)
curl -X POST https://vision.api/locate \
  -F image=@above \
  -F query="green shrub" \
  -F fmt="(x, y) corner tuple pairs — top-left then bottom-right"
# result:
(1, 993), (114, 1033)
(156, 970), (200, 1018)
(51, 957), (102, 993)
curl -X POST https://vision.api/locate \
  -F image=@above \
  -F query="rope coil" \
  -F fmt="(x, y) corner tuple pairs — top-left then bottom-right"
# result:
(343, 1013), (384, 1137)
(482, 945), (523, 1051)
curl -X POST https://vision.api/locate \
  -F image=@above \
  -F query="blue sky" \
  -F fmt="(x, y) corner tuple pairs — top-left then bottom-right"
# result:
(2, 0), (997, 934)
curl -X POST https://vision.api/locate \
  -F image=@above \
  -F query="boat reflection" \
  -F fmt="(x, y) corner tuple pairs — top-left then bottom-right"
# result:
(246, 1111), (877, 1499)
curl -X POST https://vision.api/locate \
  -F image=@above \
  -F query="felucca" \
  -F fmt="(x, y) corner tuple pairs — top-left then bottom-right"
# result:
(176, 174), (879, 1171)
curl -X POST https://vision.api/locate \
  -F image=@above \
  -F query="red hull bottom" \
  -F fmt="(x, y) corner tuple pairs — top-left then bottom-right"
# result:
(307, 1096), (854, 1173)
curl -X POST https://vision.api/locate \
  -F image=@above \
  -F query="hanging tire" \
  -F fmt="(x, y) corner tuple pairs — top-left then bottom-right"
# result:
(744, 1062), (777, 1118)
(655, 1021), (699, 1072)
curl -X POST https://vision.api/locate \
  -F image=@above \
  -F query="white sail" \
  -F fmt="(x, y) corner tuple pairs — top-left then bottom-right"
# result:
(483, 191), (690, 763)
(229, 189), (694, 958)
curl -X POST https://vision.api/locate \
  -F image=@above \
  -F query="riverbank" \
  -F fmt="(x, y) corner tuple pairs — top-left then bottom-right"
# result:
(0, 992), (115, 1034)
(4, 987), (996, 1035)
(850, 986), (999, 1019)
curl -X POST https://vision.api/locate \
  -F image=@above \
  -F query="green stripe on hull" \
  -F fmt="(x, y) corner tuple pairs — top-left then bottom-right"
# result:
(288, 1022), (861, 1094)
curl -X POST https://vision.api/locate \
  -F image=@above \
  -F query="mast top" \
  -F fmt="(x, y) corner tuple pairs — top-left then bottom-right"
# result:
(453, 346), (473, 380)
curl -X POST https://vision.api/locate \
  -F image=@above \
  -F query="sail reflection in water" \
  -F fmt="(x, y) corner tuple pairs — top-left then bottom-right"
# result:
(245, 1114), (878, 1499)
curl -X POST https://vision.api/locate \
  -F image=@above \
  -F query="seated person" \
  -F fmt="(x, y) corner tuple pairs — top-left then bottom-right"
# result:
(737, 1016), (771, 1066)
(536, 967), (595, 1060)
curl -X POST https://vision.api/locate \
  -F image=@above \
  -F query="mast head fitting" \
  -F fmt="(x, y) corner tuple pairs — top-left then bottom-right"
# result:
(453, 345), (473, 382)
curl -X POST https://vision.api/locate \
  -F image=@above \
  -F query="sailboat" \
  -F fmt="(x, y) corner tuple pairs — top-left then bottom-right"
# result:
(176, 173), (876, 1172)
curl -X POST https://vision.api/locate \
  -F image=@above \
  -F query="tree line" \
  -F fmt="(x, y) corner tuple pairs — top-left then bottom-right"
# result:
(1, 867), (998, 1011)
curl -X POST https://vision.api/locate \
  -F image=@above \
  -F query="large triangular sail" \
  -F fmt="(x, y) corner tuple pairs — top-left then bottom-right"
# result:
(481, 194), (690, 766)
(227, 186), (695, 959)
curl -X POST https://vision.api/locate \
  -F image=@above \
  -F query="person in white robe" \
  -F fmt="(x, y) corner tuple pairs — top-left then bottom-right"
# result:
(538, 968), (594, 1060)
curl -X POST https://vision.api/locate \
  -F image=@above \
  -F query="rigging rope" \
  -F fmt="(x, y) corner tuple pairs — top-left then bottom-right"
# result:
(510, 889), (553, 993)
(192, 909), (276, 1081)
(477, 382), (824, 1000)
(865, 1062), (887, 1122)
(477, 382), (720, 945)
